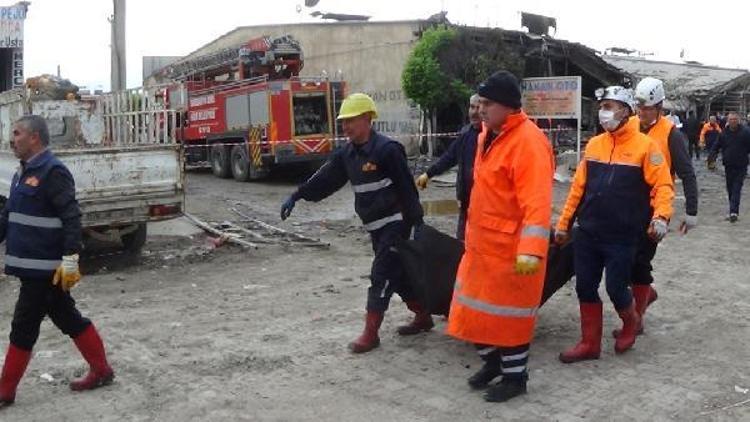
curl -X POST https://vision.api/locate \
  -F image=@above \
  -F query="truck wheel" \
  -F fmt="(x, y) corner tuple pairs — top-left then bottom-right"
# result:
(232, 145), (269, 181)
(231, 145), (251, 182)
(121, 223), (147, 253)
(211, 145), (232, 178)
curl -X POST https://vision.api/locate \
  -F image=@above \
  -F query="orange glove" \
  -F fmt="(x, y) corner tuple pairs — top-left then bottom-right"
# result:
(52, 254), (81, 291)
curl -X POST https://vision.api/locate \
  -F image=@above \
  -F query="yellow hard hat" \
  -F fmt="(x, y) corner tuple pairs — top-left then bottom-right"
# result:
(337, 93), (378, 120)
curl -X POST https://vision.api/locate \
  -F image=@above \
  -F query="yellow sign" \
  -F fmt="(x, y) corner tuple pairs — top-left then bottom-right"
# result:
(521, 76), (582, 119)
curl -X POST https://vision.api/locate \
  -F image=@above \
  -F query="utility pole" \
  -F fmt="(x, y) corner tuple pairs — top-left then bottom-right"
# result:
(110, 0), (126, 91)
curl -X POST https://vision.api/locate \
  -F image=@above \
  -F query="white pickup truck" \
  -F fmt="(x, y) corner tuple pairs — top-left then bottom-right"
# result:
(0, 87), (184, 252)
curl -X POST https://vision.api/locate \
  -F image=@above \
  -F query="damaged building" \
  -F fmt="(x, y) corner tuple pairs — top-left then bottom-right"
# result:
(147, 18), (629, 150)
(604, 55), (750, 118)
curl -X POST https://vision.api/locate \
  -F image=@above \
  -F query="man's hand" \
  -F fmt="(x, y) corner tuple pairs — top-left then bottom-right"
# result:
(515, 254), (542, 275)
(679, 215), (697, 234)
(647, 218), (669, 242)
(415, 173), (429, 190)
(553, 229), (570, 246)
(280, 196), (296, 221)
(52, 254), (81, 291)
(707, 157), (717, 171)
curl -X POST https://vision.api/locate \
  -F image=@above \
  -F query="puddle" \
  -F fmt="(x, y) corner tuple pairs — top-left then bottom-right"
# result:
(421, 199), (459, 216)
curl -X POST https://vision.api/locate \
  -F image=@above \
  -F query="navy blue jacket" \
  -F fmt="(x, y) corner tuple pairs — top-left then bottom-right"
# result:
(0, 149), (82, 279)
(710, 124), (750, 168)
(293, 130), (424, 231)
(426, 124), (479, 207)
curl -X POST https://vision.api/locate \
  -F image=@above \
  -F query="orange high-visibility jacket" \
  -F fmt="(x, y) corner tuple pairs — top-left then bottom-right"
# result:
(639, 116), (674, 170)
(699, 122), (722, 146)
(446, 111), (554, 347)
(556, 117), (674, 243)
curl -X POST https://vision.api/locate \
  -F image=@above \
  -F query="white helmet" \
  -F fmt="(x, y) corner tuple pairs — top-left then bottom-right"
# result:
(634, 77), (666, 106)
(595, 86), (636, 112)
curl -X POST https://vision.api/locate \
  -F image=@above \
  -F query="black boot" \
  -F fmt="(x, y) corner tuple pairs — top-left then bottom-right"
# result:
(483, 372), (527, 403)
(467, 363), (502, 390)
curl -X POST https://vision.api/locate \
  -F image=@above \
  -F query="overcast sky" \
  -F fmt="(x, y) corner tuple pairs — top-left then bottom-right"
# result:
(17, 0), (750, 90)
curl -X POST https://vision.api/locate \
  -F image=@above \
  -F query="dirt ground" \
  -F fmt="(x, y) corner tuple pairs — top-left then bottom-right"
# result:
(0, 162), (749, 422)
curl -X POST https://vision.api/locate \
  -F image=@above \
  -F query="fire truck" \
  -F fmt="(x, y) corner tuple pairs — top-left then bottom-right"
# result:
(162, 35), (346, 181)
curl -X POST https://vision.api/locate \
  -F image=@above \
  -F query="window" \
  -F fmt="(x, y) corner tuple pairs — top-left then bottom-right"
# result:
(292, 93), (328, 137)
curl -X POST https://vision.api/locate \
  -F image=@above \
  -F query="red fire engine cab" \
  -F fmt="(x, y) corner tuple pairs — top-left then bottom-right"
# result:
(162, 35), (346, 180)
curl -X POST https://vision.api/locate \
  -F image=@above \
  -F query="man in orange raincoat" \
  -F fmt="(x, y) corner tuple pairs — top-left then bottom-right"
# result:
(446, 71), (555, 403)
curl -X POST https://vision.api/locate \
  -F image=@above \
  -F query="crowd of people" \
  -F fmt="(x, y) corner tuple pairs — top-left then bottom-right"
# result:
(1, 69), (748, 411)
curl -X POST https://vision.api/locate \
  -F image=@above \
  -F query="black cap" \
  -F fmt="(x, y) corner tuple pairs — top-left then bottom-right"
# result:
(477, 70), (522, 109)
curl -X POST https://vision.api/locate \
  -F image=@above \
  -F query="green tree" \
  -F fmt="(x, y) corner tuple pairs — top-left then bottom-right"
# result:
(402, 26), (526, 154)
(401, 26), (457, 155)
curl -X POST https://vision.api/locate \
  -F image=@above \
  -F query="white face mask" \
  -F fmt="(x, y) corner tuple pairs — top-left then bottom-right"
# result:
(599, 109), (622, 132)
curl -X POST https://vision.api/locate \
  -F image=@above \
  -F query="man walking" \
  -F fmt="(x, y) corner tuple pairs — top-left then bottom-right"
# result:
(708, 112), (750, 222)
(682, 111), (701, 160)
(0, 115), (114, 409)
(625, 77), (698, 335)
(555, 86), (674, 363)
(415, 94), (480, 240)
(281, 93), (430, 353)
(446, 71), (554, 403)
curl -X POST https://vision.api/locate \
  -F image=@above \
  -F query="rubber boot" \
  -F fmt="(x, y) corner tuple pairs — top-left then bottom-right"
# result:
(614, 302), (641, 354)
(348, 311), (384, 354)
(483, 372), (528, 403)
(467, 362), (502, 390)
(396, 301), (434, 336)
(70, 325), (115, 391)
(612, 285), (657, 337)
(559, 302), (603, 363)
(0, 344), (32, 409)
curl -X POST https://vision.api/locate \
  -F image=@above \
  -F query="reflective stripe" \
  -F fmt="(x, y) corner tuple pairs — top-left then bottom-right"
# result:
(380, 279), (390, 298)
(352, 178), (393, 193)
(502, 365), (526, 373)
(363, 213), (402, 231)
(4, 255), (61, 271)
(477, 347), (497, 356)
(8, 212), (63, 229)
(455, 293), (538, 318)
(521, 225), (549, 240)
(501, 351), (529, 362)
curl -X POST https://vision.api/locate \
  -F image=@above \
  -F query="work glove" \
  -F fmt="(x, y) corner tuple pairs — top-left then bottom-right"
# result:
(415, 173), (429, 190)
(679, 215), (698, 234)
(553, 229), (570, 246)
(280, 195), (296, 221)
(707, 158), (716, 171)
(52, 254), (81, 292)
(515, 254), (542, 275)
(647, 218), (669, 242)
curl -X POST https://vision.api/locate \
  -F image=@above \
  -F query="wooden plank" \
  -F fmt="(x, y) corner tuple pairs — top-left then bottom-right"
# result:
(230, 206), (330, 248)
(184, 212), (259, 249)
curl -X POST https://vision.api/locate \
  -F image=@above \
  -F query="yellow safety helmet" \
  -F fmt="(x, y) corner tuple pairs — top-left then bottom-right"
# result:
(337, 93), (378, 120)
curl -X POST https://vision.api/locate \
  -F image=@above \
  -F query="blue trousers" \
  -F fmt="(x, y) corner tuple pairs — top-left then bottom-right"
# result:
(11, 278), (91, 350)
(573, 230), (636, 310)
(725, 165), (747, 215)
(366, 221), (416, 312)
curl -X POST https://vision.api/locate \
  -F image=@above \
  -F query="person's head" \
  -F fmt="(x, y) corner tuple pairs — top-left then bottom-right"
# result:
(476, 70), (522, 131)
(468, 93), (481, 129)
(595, 86), (635, 132)
(337, 93), (378, 145)
(727, 112), (740, 130)
(709, 115), (717, 124)
(634, 77), (665, 128)
(12, 115), (49, 161)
